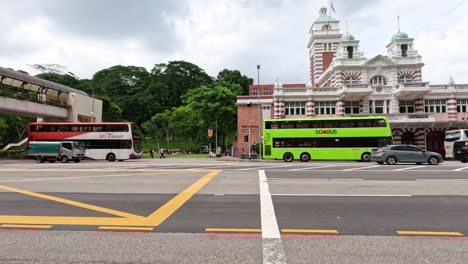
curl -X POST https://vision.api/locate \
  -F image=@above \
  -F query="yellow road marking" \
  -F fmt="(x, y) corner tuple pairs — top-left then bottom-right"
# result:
(281, 229), (339, 234)
(0, 171), (183, 183)
(98, 226), (154, 231)
(144, 170), (221, 226)
(205, 228), (261, 233)
(397, 231), (463, 236)
(226, 161), (240, 165)
(0, 170), (221, 227)
(0, 224), (52, 229)
(0, 169), (211, 173)
(0, 184), (144, 220)
(0, 216), (143, 226)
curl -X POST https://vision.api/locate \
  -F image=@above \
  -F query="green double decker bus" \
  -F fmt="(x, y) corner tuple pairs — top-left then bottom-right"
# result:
(263, 116), (393, 162)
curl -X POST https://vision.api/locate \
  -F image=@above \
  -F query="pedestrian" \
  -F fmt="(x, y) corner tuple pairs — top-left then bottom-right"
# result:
(159, 147), (165, 159)
(149, 149), (154, 159)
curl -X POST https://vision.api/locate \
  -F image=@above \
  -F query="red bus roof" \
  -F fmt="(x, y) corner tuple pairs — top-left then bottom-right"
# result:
(29, 122), (134, 125)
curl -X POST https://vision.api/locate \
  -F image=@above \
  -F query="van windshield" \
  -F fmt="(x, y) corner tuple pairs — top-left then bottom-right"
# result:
(73, 142), (86, 150)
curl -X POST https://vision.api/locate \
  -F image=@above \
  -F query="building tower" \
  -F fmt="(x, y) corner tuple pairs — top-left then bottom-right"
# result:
(307, 7), (342, 86)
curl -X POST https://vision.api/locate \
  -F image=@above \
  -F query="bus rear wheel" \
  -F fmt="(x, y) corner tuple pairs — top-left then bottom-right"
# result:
(36, 157), (45, 163)
(106, 153), (116, 162)
(361, 152), (371, 162)
(283, 152), (294, 162)
(300, 153), (311, 162)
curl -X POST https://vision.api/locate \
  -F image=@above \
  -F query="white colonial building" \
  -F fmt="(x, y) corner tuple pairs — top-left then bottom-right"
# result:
(236, 7), (468, 158)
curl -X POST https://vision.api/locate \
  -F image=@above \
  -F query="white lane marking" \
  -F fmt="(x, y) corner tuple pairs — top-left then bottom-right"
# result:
(342, 165), (381, 171)
(259, 170), (287, 264)
(271, 194), (412, 197)
(238, 165), (294, 171)
(453, 166), (468, 172)
(394, 166), (426, 171)
(289, 165), (336, 171)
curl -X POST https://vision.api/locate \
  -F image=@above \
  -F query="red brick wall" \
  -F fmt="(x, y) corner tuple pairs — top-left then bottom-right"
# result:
(236, 104), (262, 157)
(322, 52), (334, 72)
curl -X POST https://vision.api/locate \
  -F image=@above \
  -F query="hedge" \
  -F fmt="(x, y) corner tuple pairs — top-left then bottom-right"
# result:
(0, 150), (26, 159)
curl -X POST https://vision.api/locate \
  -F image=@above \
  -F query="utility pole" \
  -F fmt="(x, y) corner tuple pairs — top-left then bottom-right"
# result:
(215, 117), (218, 156)
(257, 65), (262, 160)
(248, 102), (252, 160)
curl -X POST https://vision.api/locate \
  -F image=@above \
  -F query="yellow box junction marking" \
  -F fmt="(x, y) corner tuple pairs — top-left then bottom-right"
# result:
(205, 228), (262, 233)
(0, 224), (52, 229)
(0, 184), (144, 220)
(397, 231), (463, 236)
(281, 229), (339, 234)
(143, 170), (221, 226)
(0, 170), (221, 228)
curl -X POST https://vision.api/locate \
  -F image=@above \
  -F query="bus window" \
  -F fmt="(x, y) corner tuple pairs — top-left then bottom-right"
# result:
(92, 126), (103, 132)
(444, 131), (461, 142)
(311, 121), (322, 128)
(373, 119), (387, 127)
(280, 122), (295, 129)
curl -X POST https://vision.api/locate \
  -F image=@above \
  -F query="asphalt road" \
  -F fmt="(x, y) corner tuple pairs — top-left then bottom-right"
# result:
(0, 159), (467, 263)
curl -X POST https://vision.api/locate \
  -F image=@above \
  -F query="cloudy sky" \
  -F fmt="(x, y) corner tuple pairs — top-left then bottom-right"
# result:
(1, 0), (466, 84)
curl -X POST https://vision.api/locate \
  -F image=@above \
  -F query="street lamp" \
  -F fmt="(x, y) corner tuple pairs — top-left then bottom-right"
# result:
(257, 65), (262, 160)
(91, 86), (95, 122)
(247, 102), (252, 160)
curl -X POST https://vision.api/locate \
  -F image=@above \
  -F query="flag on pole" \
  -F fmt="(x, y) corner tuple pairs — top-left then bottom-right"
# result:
(331, 1), (336, 13)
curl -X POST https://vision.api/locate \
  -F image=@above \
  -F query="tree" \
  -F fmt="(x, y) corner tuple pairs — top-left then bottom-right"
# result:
(150, 61), (214, 110)
(36, 73), (81, 88)
(183, 84), (238, 150)
(91, 66), (151, 124)
(217, 69), (253, 95)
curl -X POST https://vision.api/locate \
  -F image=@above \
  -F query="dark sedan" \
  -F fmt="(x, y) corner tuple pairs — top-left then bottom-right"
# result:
(370, 145), (443, 165)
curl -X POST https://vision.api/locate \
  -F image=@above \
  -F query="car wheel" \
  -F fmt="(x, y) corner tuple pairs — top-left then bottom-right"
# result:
(361, 152), (371, 162)
(386, 156), (397, 165)
(300, 153), (310, 162)
(377, 162), (384, 165)
(283, 152), (294, 162)
(106, 153), (116, 162)
(61, 156), (69, 163)
(461, 160), (468, 163)
(36, 157), (45, 163)
(428, 156), (439, 165)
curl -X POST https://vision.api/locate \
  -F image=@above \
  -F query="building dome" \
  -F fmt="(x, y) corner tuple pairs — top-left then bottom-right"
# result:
(341, 33), (355, 41)
(391, 31), (409, 41)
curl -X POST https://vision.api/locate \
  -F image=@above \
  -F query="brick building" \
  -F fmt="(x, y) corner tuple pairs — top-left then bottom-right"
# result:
(236, 7), (468, 158)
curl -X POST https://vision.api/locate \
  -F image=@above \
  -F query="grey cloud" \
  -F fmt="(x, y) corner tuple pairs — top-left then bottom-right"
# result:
(34, 0), (189, 52)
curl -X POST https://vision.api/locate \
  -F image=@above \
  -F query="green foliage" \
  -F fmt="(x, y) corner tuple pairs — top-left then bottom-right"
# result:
(36, 73), (82, 88)
(217, 69), (253, 95)
(150, 61), (214, 110)
(91, 66), (151, 124)
(0, 115), (33, 147)
(0, 150), (25, 159)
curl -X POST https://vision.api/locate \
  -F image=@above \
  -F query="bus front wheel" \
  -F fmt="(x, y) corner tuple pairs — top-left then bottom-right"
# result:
(300, 153), (311, 162)
(106, 153), (116, 162)
(283, 152), (294, 162)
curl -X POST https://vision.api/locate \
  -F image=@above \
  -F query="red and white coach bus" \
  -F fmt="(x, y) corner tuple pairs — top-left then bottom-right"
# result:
(28, 122), (142, 161)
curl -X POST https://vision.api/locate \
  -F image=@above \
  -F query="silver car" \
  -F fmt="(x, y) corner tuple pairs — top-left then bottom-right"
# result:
(370, 145), (443, 165)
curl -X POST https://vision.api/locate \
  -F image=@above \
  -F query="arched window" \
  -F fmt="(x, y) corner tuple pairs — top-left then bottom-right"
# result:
(322, 24), (331, 31)
(398, 74), (414, 84)
(370, 75), (387, 86)
(345, 76), (359, 85)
